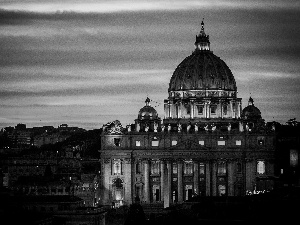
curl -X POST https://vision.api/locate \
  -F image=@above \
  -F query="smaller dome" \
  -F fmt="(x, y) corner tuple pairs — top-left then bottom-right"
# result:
(241, 97), (262, 121)
(138, 97), (159, 120)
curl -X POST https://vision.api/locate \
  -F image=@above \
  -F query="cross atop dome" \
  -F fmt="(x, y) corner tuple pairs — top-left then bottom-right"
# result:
(195, 19), (210, 51)
(145, 97), (151, 106)
(248, 97), (254, 106)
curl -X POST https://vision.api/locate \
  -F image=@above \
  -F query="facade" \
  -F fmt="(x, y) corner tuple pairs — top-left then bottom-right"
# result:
(99, 21), (276, 207)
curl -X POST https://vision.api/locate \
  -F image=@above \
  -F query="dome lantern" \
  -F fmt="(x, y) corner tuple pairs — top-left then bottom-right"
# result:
(195, 19), (210, 51)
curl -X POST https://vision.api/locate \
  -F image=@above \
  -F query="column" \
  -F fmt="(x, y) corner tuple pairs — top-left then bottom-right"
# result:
(204, 102), (207, 118)
(164, 101), (168, 119)
(227, 160), (234, 196)
(124, 158), (133, 204)
(190, 101), (194, 119)
(164, 160), (172, 208)
(212, 161), (217, 196)
(205, 162), (211, 196)
(160, 160), (165, 202)
(168, 103), (172, 118)
(177, 160), (183, 202)
(246, 159), (255, 192)
(193, 161), (199, 195)
(102, 159), (111, 204)
(179, 101), (183, 118)
(144, 160), (150, 203)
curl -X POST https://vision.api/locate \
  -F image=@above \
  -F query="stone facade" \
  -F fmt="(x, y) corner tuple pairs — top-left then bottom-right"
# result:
(99, 21), (276, 207)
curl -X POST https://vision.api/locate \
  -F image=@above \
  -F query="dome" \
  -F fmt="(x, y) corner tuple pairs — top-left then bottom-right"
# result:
(241, 97), (262, 121)
(138, 97), (159, 120)
(169, 20), (236, 92)
(169, 51), (236, 92)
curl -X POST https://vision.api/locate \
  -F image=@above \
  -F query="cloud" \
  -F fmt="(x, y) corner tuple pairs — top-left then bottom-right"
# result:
(1, 0), (300, 13)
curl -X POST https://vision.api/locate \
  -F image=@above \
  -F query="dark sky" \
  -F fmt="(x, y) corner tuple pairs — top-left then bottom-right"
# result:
(0, 0), (300, 130)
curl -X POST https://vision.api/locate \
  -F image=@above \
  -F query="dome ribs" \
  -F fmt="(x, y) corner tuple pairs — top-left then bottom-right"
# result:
(169, 51), (237, 93)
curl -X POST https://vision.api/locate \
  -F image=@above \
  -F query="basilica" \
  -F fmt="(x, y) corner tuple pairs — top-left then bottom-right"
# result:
(99, 21), (276, 207)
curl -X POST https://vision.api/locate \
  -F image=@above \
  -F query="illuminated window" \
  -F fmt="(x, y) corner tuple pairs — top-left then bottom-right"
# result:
(199, 163), (205, 175)
(184, 161), (193, 175)
(197, 105), (203, 115)
(217, 162), (226, 175)
(257, 137), (265, 145)
(135, 141), (141, 146)
(152, 140), (159, 146)
(113, 159), (122, 175)
(218, 185), (226, 196)
(236, 140), (241, 145)
(172, 140), (177, 146)
(151, 161), (160, 174)
(290, 149), (299, 167)
(172, 162), (177, 174)
(257, 160), (265, 174)
(210, 105), (217, 114)
(218, 140), (226, 145)
(199, 140), (205, 145)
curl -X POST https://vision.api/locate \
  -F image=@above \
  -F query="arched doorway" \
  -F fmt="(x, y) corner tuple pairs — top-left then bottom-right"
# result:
(112, 178), (124, 207)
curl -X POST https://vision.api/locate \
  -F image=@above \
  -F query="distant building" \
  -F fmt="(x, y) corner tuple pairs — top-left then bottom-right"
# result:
(99, 21), (276, 207)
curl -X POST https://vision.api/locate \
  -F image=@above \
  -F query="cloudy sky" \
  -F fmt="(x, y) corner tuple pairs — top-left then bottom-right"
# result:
(0, 0), (300, 130)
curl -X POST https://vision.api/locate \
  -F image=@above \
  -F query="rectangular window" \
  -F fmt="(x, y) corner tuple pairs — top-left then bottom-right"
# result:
(172, 140), (177, 146)
(217, 162), (226, 175)
(172, 162), (178, 174)
(184, 161), (193, 175)
(199, 163), (205, 175)
(152, 140), (159, 146)
(136, 162), (141, 174)
(290, 149), (299, 167)
(135, 141), (141, 146)
(236, 140), (241, 145)
(236, 162), (242, 173)
(151, 161), (160, 174)
(197, 105), (203, 115)
(210, 105), (217, 114)
(186, 105), (191, 114)
(218, 140), (226, 145)
(223, 105), (227, 115)
(257, 137), (265, 145)
(199, 140), (205, 145)
(113, 159), (122, 175)
(114, 138), (121, 146)
(257, 160), (265, 174)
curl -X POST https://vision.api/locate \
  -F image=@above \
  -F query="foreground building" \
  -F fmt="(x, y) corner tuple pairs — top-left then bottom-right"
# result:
(99, 21), (276, 207)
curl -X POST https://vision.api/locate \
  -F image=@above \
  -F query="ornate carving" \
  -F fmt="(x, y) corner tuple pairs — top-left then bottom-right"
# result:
(103, 120), (124, 134)
(104, 158), (111, 164)
(123, 158), (133, 164)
